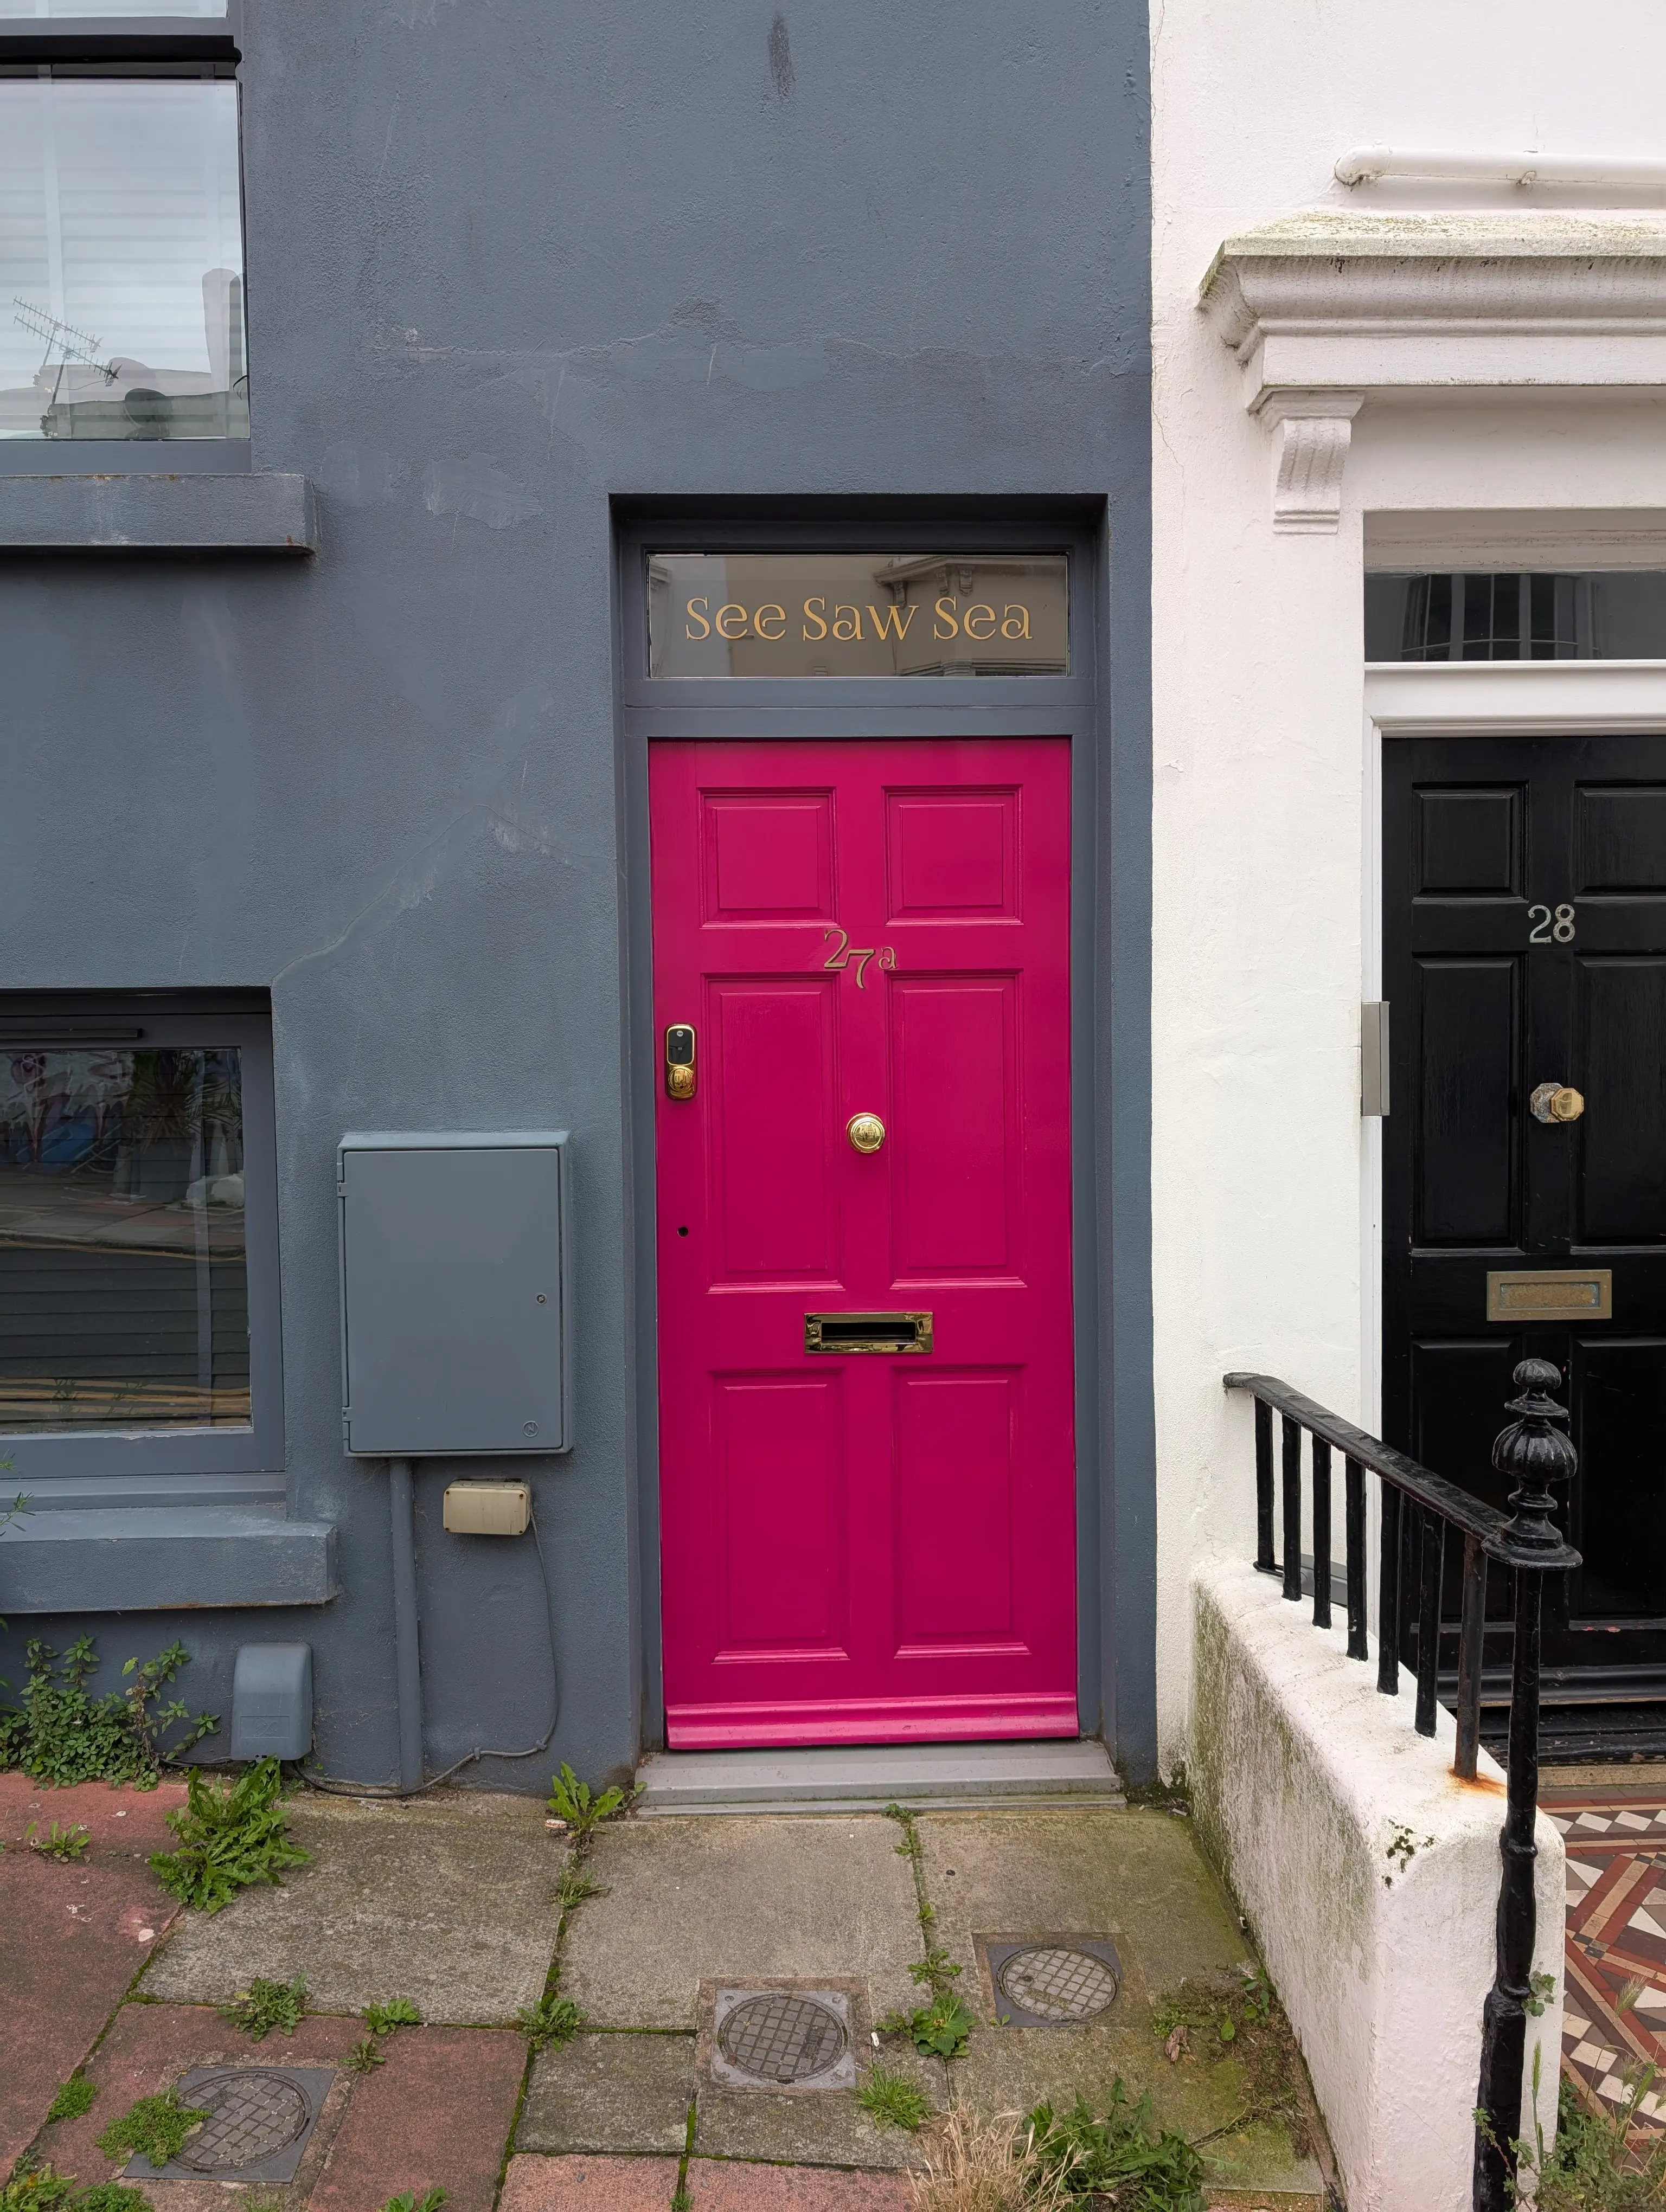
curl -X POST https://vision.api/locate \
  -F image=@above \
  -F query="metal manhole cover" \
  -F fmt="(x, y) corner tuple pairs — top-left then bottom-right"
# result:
(717, 1991), (849, 2084)
(128, 2067), (336, 2184)
(992, 1942), (1120, 2024)
(176, 2071), (310, 2171)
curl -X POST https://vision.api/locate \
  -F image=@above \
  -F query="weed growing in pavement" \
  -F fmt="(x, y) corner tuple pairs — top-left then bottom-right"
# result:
(28, 1821), (90, 1862)
(554, 1860), (605, 1911)
(881, 1804), (975, 2059)
(516, 1992), (582, 2052)
(1151, 1965), (1311, 2156)
(0, 1638), (216, 1787)
(94, 2089), (210, 2170)
(345, 2036), (385, 2074)
(909, 2109), (1069, 2212)
(219, 1975), (307, 2040)
(379, 2191), (446, 2212)
(1026, 2085), (1206, 2209)
(364, 1998), (421, 2035)
(544, 1762), (635, 1842)
(1, 2172), (150, 2212)
(150, 1758), (309, 1913)
(856, 2064), (933, 2133)
(46, 2076), (97, 2124)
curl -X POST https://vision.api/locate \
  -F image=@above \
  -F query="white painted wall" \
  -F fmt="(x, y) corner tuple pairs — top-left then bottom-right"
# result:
(1150, 1), (1666, 1766)
(1190, 1559), (1565, 2212)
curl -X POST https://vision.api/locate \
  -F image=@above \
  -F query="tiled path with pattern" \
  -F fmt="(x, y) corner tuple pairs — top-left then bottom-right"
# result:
(1545, 1785), (1666, 2127)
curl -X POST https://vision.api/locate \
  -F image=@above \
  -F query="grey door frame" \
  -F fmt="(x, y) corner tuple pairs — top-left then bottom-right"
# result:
(613, 499), (1154, 1772)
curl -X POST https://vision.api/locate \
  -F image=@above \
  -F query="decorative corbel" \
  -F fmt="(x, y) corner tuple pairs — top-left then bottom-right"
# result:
(1258, 392), (1364, 535)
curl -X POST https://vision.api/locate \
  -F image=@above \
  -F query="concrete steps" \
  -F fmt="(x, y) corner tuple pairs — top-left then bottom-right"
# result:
(634, 1739), (1125, 1816)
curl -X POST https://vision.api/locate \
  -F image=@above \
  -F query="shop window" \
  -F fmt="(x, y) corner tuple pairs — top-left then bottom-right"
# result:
(0, 994), (281, 1479)
(0, 56), (247, 443)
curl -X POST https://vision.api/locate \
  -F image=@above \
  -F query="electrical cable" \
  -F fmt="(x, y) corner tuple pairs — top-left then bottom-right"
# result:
(300, 1501), (561, 1799)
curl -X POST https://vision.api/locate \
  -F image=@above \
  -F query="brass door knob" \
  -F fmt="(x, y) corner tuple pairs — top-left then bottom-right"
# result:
(846, 1113), (886, 1155)
(1530, 1082), (1585, 1124)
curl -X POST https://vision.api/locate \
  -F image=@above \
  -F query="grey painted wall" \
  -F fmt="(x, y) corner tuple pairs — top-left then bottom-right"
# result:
(0, 3), (1152, 1788)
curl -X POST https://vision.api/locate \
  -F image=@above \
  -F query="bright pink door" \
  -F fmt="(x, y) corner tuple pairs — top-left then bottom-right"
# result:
(650, 738), (1077, 1748)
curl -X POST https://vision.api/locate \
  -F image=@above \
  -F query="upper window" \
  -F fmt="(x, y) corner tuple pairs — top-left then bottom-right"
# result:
(0, 18), (245, 444)
(0, 994), (281, 1479)
(1367, 573), (1666, 663)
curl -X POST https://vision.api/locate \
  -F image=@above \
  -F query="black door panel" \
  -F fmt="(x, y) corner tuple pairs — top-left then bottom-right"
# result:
(1385, 735), (1666, 1680)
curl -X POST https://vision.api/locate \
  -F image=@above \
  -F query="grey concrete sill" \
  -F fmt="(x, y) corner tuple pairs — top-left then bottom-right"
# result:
(0, 1505), (337, 1613)
(0, 471), (317, 551)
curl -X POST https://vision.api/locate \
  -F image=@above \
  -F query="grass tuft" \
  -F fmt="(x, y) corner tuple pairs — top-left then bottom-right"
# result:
(1027, 2084), (1205, 2209)
(149, 1757), (309, 1915)
(46, 2076), (96, 2125)
(364, 1997), (421, 2035)
(28, 1822), (90, 1863)
(94, 2089), (210, 2171)
(857, 2064), (933, 2133)
(516, 1992), (582, 2052)
(909, 2108), (1068, 2212)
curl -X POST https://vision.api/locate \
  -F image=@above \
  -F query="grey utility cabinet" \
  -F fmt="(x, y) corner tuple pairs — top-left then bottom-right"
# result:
(338, 1131), (573, 1456)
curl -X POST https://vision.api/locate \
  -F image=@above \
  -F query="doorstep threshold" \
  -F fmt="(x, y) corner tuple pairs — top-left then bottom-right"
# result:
(635, 1739), (1125, 1816)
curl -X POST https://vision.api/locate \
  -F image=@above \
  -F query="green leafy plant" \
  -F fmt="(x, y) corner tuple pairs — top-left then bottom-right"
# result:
(1027, 2085), (1206, 2211)
(220, 1975), (307, 2040)
(878, 1801), (974, 2056)
(346, 2035), (386, 2074)
(150, 1757), (309, 1913)
(516, 1991), (582, 2052)
(856, 2063), (932, 2132)
(0, 2168), (76, 2212)
(545, 1763), (633, 1841)
(379, 2192), (446, 2212)
(46, 2075), (97, 2124)
(883, 1988), (978, 2060)
(28, 1821), (90, 1863)
(364, 1997), (422, 2034)
(66, 2191), (150, 2212)
(1484, 2050), (1666, 2210)
(0, 1637), (216, 1786)
(95, 2089), (210, 2170)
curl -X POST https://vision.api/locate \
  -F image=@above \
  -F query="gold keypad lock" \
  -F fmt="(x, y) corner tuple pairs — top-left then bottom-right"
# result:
(665, 1024), (696, 1100)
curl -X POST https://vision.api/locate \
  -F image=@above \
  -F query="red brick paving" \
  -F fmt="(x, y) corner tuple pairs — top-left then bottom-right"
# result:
(40, 2003), (364, 2187)
(0, 1797), (184, 2179)
(0, 1771), (188, 1854)
(686, 2165), (914, 2211)
(311, 2025), (526, 2212)
(500, 2153), (682, 2211)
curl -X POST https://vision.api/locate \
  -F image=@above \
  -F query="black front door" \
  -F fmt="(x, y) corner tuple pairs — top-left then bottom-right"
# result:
(1383, 734), (1666, 1719)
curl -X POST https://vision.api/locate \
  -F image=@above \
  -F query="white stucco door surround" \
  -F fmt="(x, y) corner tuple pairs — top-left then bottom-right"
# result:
(1153, 202), (1666, 2210)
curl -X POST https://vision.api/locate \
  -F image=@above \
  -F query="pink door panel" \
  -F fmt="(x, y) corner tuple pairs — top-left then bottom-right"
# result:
(651, 737), (1076, 1747)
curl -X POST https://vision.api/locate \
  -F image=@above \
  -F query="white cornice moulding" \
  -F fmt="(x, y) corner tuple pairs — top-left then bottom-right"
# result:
(1203, 210), (1666, 528)
(1366, 659), (1666, 735)
(1366, 508), (1666, 571)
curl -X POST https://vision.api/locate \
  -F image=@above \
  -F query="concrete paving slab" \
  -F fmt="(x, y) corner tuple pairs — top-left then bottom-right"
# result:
(0, 1840), (181, 2177)
(686, 2163), (915, 2209)
(140, 1787), (562, 2024)
(562, 1817), (922, 2030)
(916, 1808), (1325, 2199)
(518, 2033), (693, 2155)
(310, 2024), (526, 2212)
(690, 2067), (937, 2171)
(500, 2152), (681, 2211)
(37, 2001), (363, 2202)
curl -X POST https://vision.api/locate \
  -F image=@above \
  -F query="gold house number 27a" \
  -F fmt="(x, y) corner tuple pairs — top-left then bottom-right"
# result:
(822, 925), (896, 989)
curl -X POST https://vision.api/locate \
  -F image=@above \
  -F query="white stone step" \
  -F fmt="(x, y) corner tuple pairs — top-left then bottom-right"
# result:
(634, 1739), (1125, 1816)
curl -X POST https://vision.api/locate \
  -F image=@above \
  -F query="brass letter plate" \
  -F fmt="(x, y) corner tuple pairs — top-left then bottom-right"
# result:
(804, 1311), (933, 1355)
(1486, 1268), (1612, 1323)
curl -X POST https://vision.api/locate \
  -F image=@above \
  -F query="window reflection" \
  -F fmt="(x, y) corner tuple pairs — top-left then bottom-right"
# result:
(0, 1049), (251, 1432)
(0, 79), (247, 440)
(1366, 573), (1666, 661)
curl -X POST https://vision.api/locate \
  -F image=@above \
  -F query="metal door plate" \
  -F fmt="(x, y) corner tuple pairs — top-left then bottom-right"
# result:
(804, 1311), (932, 1354)
(1486, 1269), (1612, 1323)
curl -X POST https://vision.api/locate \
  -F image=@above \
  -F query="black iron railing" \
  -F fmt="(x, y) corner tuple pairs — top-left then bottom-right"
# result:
(1224, 1360), (1580, 2212)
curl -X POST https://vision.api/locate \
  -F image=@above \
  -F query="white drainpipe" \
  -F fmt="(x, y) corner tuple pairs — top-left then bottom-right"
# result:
(1335, 145), (1666, 189)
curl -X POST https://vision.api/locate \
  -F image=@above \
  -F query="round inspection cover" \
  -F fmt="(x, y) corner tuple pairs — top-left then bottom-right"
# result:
(996, 1945), (1120, 2023)
(173, 2071), (312, 2173)
(718, 1992), (848, 2084)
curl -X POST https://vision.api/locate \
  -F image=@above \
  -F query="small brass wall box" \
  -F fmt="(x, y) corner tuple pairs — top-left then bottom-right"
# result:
(443, 1480), (532, 1536)
(1486, 1269), (1612, 1324)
